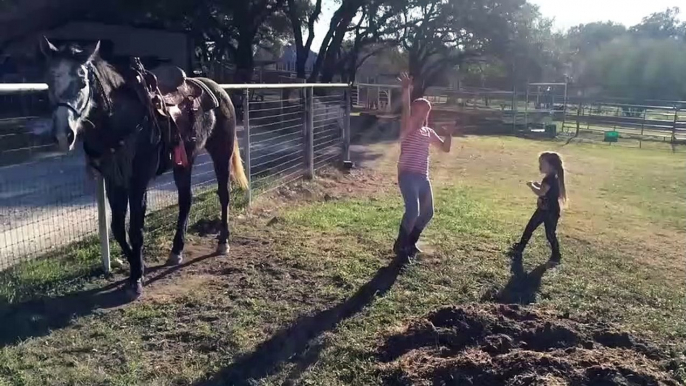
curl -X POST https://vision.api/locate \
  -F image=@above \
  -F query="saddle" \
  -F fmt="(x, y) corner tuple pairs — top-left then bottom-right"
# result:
(130, 60), (219, 169)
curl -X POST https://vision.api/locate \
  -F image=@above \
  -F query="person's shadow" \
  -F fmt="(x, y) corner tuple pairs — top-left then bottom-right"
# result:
(193, 255), (407, 386)
(485, 252), (550, 305)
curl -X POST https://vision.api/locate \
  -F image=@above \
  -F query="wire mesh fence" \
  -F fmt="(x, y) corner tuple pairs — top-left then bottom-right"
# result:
(354, 82), (685, 149)
(0, 83), (349, 271)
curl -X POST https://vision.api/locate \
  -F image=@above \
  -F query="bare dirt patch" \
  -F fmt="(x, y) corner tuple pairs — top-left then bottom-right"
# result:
(379, 303), (681, 386)
(251, 167), (393, 214)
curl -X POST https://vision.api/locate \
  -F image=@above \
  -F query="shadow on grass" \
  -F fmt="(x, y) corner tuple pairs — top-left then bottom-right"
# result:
(194, 255), (407, 386)
(0, 279), (126, 347)
(483, 253), (549, 305)
(0, 250), (217, 349)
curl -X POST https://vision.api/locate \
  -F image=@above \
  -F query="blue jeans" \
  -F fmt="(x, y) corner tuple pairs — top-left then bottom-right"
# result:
(398, 172), (434, 232)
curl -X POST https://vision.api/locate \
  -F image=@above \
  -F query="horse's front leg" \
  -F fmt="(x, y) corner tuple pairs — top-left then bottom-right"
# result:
(126, 182), (148, 299)
(168, 166), (193, 265)
(106, 183), (133, 265)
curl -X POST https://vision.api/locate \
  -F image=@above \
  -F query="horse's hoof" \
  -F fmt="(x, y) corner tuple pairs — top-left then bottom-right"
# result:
(167, 252), (183, 265)
(111, 258), (125, 268)
(216, 243), (230, 256)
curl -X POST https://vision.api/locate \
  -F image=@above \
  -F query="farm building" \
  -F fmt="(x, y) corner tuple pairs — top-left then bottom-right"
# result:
(2, 21), (191, 82)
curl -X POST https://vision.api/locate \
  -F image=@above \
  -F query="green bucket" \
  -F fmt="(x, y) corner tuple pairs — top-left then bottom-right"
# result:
(604, 131), (619, 143)
(545, 124), (557, 137)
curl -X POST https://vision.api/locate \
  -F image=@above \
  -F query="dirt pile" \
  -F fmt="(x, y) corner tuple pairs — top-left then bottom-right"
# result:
(379, 304), (682, 386)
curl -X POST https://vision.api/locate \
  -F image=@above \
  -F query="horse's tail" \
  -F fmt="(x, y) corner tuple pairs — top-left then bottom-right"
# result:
(230, 137), (249, 190)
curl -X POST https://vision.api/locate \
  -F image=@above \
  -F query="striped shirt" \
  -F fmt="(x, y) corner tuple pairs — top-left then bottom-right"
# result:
(398, 126), (442, 176)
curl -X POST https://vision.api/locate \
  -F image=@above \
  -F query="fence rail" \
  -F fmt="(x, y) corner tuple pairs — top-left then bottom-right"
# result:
(354, 83), (685, 145)
(0, 82), (351, 272)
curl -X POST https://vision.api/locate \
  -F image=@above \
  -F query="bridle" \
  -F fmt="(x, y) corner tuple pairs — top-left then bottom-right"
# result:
(50, 64), (95, 119)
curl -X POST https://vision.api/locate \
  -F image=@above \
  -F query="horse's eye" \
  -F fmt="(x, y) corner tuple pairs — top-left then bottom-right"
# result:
(76, 67), (86, 78)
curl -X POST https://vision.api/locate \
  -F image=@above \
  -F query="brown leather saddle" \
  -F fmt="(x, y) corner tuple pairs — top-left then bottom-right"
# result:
(150, 65), (218, 113)
(131, 61), (219, 168)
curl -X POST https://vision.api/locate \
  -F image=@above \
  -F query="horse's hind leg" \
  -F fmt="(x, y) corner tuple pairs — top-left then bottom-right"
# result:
(168, 165), (193, 265)
(208, 147), (231, 255)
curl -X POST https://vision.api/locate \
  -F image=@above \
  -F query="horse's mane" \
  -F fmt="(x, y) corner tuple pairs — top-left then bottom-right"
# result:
(90, 57), (125, 97)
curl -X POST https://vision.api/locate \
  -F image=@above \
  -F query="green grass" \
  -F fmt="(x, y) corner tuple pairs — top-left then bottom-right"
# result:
(0, 136), (684, 385)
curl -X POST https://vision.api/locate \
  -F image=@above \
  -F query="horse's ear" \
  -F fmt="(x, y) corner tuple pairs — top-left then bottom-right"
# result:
(86, 40), (101, 63)
(39, 36), (58, 58)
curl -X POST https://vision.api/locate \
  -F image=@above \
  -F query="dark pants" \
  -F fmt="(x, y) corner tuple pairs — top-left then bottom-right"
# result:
(518, 209), (561, 260)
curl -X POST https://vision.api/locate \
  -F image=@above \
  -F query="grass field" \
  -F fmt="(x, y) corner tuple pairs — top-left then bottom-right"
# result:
(0, 136), (684, 385)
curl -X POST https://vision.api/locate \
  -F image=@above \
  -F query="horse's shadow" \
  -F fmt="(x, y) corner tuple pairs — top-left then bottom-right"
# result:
(485, 253), (550, 305)
(0, 280), (126, 347)
(193, 256), (406, 386)
(0, 252), (216, 348)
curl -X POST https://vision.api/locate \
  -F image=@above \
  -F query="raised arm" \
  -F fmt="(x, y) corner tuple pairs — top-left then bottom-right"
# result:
(398, 73), (413, 141)
(430, 125), (456, 153)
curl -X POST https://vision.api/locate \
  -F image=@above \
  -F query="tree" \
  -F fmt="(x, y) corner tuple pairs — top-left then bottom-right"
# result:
(580, 36), (686, 101)
(401, 0), (524, 99)
(504, 3), (565, 87)
(306, 0), (368, 83)
(566, 22), (628, 55)
(108, 0), (288, 83)
(322, 0), (404, 83)
(631, 7), (685, 40)
(285, 0), (322, 79)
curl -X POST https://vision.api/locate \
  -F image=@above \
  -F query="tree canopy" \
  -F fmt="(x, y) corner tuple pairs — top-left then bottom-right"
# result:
(10, 0), (685, 101)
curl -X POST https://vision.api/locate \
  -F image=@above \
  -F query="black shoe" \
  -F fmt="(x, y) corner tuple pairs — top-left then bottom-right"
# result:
(508, 243), (524, 257)
(547, 255), (561, 268)
(393, 225), (409, 256)
(125, 278), (144, 300)
(407, 227), (423, 256)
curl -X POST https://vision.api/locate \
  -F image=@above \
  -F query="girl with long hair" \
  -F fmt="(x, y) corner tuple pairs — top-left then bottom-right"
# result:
(511, 152), (567, 266)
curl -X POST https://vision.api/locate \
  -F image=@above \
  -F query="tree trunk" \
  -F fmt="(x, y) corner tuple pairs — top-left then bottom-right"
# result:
(308, 0), (361, 82)
(234, 39), (255, 84)
(411, 84), (426, 100)
(320, 51), (339, 83)
(295, 46), (309, 79)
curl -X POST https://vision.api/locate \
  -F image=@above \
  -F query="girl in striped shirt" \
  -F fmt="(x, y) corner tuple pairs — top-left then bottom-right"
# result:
(393, 73), (456, 261)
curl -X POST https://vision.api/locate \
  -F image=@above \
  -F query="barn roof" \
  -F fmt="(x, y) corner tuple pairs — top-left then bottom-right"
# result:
(0, 0), (93, 45)
(0, 0), (182, 48)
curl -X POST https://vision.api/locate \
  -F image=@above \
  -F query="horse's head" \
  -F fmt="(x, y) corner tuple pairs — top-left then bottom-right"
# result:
(40, 37), (100, 152)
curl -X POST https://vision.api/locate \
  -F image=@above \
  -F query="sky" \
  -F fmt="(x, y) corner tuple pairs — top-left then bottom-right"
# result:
(311, 0), (684, 51)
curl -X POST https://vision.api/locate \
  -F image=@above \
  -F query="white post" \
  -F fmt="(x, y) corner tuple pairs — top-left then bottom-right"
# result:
(243, 88), (252, 205)
(344, 87), (351, 161)
(96, 176), (111, 273)
(305, 87), (314, 179)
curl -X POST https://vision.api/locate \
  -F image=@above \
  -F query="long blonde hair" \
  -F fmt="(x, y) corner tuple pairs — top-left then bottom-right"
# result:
(540, 152), (567, 205)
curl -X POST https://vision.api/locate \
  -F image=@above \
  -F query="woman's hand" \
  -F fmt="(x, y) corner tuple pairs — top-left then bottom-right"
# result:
(441, 124), (458, 136)
(398, 72), (413, 91)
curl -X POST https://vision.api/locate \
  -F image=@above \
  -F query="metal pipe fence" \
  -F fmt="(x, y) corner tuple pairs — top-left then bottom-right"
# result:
(354, 83), (685, 145)
(0, 82), (350, 272)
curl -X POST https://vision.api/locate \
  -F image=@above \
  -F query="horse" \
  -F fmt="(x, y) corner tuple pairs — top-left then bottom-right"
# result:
(39, 37), (248, 299)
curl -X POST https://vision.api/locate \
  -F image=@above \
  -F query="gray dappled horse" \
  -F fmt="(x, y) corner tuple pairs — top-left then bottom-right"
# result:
(40, 37), (248, 299)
